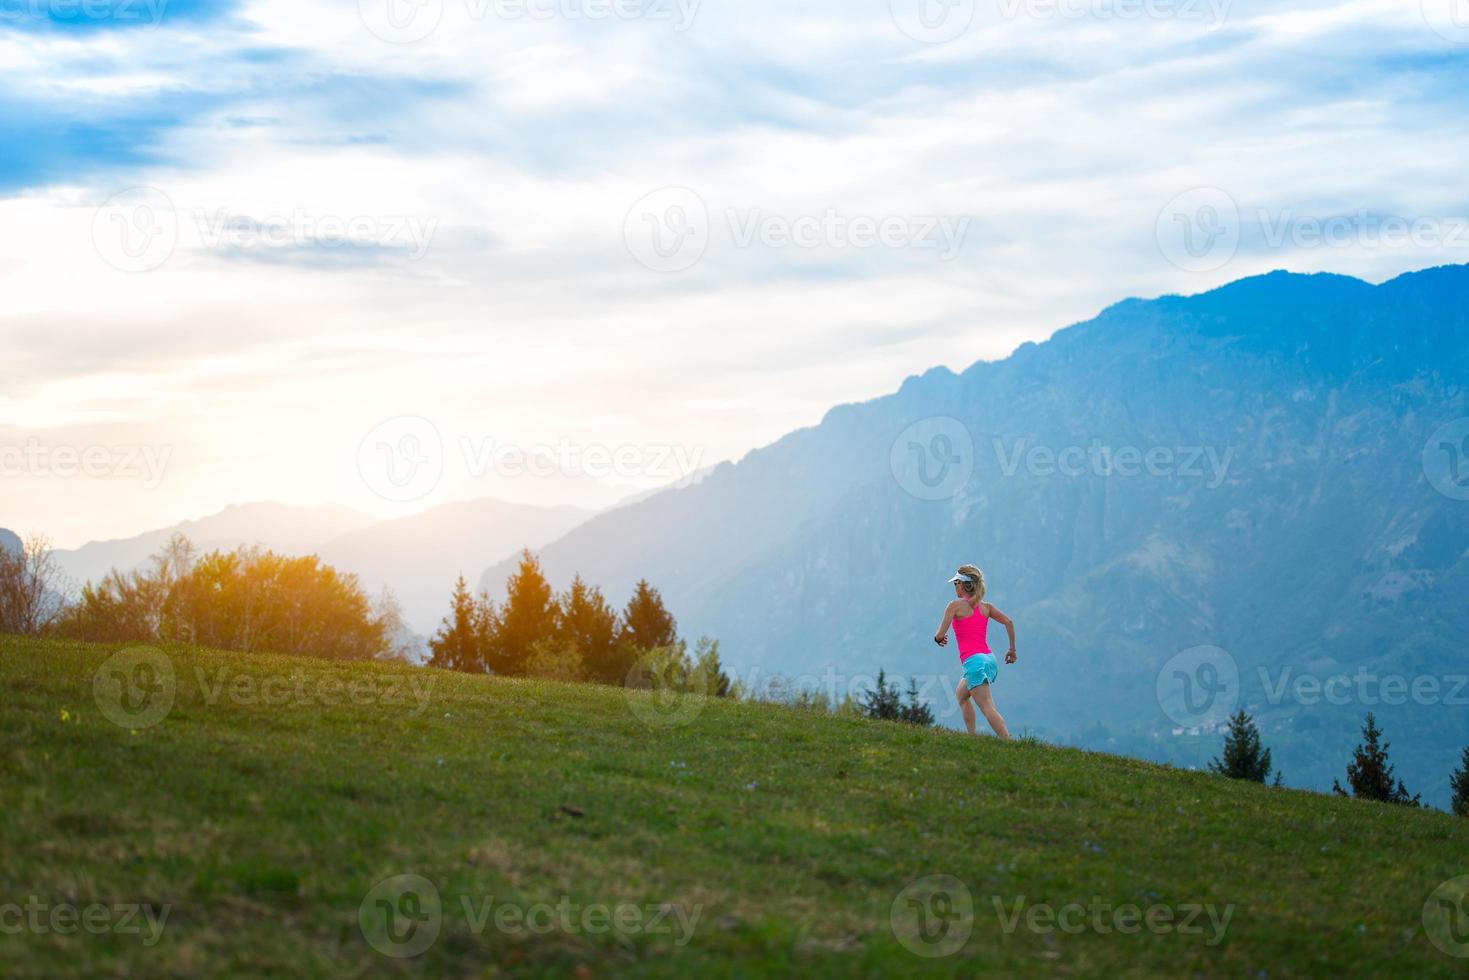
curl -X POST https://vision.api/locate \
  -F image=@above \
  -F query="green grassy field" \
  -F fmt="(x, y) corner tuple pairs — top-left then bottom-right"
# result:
(3, 635), (1467, 977)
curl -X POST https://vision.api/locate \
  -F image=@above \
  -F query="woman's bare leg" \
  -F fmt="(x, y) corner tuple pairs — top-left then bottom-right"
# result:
(954, 680), (977, 735)
(971, 683), (1011, 740)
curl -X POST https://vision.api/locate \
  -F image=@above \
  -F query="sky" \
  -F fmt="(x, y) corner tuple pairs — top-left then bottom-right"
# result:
(4, 0), (1469, 548)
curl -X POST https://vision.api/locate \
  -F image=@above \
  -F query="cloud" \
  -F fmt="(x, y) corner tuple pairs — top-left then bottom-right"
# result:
(4, 0), (1469, 545)
(0, 0), (237, 34)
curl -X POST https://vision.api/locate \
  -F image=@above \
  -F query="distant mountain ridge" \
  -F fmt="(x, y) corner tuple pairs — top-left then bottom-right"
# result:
(481, 264), (1469, 807)
(316, 498), (592, 632)
(48, 501), (379, 593)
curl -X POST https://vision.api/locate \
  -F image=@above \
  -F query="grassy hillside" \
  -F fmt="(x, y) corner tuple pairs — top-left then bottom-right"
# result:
(2, 635), (1466, 977)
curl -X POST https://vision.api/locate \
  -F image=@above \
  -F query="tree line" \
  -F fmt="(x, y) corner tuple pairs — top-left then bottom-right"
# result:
(1210, 709), (1469, 816)
(428, 549), (945, 720)
(8, 530), (1466, 812)
(429, 549), (734, 698)
(3, 532), (410, 661)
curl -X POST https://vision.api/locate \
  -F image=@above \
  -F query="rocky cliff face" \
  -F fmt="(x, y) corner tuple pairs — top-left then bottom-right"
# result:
(483, 264), (1469, 806)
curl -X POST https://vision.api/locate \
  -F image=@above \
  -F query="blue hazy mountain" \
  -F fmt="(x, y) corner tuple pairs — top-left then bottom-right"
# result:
(317, 498), (592, 633)
(482, 264), (1469, 808)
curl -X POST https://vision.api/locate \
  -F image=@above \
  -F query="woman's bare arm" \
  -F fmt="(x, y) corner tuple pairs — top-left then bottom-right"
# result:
(933, 601), (960, 646)
(986, 603), (1017, 663)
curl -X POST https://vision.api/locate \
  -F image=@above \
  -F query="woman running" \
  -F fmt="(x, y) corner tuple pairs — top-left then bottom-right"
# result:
(933, 565), (1016, 739)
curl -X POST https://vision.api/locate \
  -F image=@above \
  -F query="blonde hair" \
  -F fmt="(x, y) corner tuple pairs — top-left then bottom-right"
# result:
(957, 564), (986, 602)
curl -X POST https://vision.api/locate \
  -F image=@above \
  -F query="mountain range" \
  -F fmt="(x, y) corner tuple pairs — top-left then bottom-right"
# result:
(30, 498), (591, 638)
(12, 264), (1467, 806)
(44, 502), (379, 594)
(480, 264), (1469, 808)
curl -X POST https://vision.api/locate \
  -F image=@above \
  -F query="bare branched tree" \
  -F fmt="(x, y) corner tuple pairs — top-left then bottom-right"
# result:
(0, 532), (75, 635)
(370, 585), (419, 662)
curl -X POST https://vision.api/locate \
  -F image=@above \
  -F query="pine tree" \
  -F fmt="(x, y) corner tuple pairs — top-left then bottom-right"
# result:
(1208, 709), (1276, 783)
(606, 637), (647, 689)
(429, 575), (491, 673)
(523, 636), (586, 683)
(559, 575), (622, 685)
(692, 637), (733, 698)
(900, 678), (935, 727)
(620, 579), (678, 651)
(491, 550), (560, 676)
(1332, 713), (1421, 806)
(627, 639), (694, 693)
(862, 670), (902, 722)
(472, 589), (498, 669)
(1450, 746), (1469, 818)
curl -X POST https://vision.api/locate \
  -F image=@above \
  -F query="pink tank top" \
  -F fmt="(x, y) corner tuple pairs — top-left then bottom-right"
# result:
(952, 604), (990, 659)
